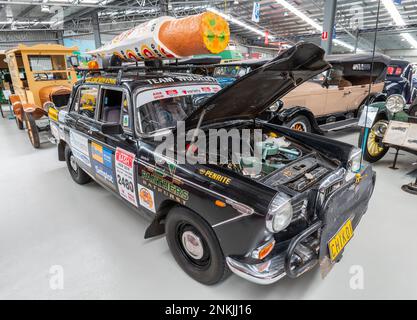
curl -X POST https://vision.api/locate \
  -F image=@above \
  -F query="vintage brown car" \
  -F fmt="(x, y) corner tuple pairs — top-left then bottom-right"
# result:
(5, 44), (77, 148)
(276, 53), (391, 132)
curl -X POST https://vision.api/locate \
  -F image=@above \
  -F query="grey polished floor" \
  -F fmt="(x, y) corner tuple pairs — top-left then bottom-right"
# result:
(0, 113), (416, 299)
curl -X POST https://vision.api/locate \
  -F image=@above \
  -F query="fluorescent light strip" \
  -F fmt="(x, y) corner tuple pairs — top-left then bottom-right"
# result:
(208, 7), (274, 39)
(274, 0), (360, 52)
(382, 0), (417, 49)
(275, 0), (321, 32)
(382, 0), (406, 26)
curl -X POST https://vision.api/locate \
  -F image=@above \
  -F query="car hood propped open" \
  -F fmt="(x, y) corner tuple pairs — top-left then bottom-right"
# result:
(185, 42), (330, 129)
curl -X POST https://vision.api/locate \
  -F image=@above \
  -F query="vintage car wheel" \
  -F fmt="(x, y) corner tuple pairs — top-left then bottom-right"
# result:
(24, 112), (40, 149)
(165, 206), (230, 285)
(65, 145), (92, 185)
(359, 120), (389, 163)
(286, 115), (311, 132)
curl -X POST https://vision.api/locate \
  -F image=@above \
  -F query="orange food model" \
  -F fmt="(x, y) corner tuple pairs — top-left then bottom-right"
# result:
(89, 12), (230, 61)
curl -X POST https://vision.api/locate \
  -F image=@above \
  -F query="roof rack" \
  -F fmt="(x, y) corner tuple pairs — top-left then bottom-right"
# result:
(76, 62), (215, 85)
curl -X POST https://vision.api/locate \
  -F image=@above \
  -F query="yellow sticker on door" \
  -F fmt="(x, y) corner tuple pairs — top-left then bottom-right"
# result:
(138, 184), (156, 213)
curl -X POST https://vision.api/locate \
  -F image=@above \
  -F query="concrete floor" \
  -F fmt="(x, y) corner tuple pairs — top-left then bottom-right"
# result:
(1, 114), (417, 300)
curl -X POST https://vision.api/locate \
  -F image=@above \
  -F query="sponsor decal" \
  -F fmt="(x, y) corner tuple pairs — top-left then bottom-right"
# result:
(198, 168), (231, 185)
(141, 170), (189, 205)
(123, 115), (129, 127)
(91, 142), (114, 188)
(139, 84), (221, 106)
(138, 184), (156, 213)
(70, 131), (91, 167)
(85, 77), (117, 85)
(115, 148), (138, 207)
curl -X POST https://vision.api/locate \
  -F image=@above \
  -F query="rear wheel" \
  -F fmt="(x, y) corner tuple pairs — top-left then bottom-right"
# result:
(358, 119), (389, 162)
(24, 112), (40, 148)
(165, 206), (230, 285)
(65, 145), (91, 185)
(285, 115), (312, 132)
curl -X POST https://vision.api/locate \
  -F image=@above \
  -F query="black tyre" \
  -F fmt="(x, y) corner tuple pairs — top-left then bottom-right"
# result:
(358, 119), (389, 163)
(65, 145), (92, 185)
(285, 115), (312, 132)
(24, 112), (40, 148)
(165, 206), (230, 285)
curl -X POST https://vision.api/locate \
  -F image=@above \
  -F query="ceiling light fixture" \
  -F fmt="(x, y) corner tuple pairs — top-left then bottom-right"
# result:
(274, 0), (361, 52)
(207, 7), (274, 40)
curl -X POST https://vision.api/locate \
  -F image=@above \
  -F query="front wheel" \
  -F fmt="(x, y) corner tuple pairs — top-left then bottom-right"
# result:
(165, 206), (230, 285)
(24, 112), (40, 148)
(284, 115), (312, 132)
(65, 145), (92, 185)
(358, 119), (389, 162)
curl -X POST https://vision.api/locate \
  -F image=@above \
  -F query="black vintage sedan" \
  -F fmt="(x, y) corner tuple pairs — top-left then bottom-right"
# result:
(49, 43), (376, 285)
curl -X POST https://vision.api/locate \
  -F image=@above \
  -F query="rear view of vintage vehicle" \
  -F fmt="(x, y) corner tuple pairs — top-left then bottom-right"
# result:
(384, 59), (416, 104)
(5, 44), (78, 148)
(50, 38), (376, 285)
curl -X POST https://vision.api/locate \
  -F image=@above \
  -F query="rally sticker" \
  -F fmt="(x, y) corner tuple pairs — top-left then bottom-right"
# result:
(115, 148), (138, 207)
(138, 184), (156, 213)
(70, 131), (91, 167)
(91, 142), (115, 188)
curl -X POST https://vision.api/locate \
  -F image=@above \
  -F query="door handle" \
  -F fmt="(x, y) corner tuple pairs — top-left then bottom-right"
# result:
(344, 90), (352, 95)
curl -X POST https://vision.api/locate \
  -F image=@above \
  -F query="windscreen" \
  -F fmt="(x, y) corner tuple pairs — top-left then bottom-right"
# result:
(137, 84), (221, 134)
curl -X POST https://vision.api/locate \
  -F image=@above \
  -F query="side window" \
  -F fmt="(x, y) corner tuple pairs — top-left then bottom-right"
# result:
(73, 86), (98, 119)
(99, 88), (123, 123)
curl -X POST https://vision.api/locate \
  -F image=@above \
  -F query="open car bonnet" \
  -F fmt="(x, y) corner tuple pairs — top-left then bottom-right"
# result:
(184, 42), (330, 128)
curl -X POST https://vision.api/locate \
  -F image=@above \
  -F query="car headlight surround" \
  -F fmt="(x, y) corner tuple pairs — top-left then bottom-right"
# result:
(386, 94), (405, 113)
(348, 147), (362, 173)
(266, 193), (293, 233)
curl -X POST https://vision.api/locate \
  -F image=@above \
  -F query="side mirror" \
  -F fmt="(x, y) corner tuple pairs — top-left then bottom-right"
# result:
(101, 123), (123, 135)
(322, 78), (329, 89)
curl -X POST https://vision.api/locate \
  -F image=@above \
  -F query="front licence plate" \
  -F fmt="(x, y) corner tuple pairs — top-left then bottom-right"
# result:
(328, 219), (353, 261)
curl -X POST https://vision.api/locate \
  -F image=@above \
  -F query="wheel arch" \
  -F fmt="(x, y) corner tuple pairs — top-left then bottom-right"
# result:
(276, 106), (323, 134)
(144, 200), (187, 239)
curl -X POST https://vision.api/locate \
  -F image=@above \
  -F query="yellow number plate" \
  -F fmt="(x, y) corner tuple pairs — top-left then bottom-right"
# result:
(328, 219), (354, 261)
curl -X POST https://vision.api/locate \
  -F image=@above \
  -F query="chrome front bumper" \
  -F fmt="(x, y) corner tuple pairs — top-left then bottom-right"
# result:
(226, 166), (376, 285)
(226, 221), (322, 285)
(226, 253), (287, 285)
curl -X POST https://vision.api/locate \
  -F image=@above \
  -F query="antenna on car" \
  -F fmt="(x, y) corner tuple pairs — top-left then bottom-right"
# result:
(359, 0), (382, 168)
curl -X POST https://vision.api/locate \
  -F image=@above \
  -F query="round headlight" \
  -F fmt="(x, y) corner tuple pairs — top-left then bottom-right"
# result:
(266, 193), (293, 233)
(269, 103), (279, 112)
(386, 94), (405, 113)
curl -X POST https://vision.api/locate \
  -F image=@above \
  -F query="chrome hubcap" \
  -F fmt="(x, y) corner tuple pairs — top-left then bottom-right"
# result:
(70, 154), (78, 171)
(181, 231), (204, 260)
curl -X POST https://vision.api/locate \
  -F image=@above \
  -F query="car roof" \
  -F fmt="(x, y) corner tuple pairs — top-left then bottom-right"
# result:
(80, 71), (219, 90)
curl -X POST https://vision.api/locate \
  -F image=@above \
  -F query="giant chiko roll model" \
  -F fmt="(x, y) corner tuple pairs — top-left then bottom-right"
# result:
(90, 12), (230, 61)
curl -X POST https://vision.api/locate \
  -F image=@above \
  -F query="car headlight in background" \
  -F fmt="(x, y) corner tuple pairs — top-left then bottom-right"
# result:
(269, 103), (279, 112)
(266, 193), (293, 233)
(386, 94), (405, 113)
(348, 148), (362, 173)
